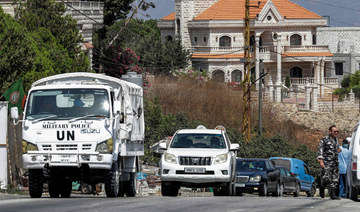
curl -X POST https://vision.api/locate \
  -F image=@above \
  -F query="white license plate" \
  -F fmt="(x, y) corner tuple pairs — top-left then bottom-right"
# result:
(52, 155), (76, 163)
(235, 183), (245, 187)
(184, 168), (206, 173)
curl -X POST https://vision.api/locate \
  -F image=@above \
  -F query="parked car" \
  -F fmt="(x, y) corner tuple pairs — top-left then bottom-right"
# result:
(235, 158), (281, 196)
(269, 157), (316, 197)
(276, 166), (300, 197)
(160, 125), (239, 196)
(345, 122), (360, 201)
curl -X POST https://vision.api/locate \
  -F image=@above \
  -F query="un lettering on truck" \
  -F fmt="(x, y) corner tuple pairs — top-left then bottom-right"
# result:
(11, 73), (144, 198)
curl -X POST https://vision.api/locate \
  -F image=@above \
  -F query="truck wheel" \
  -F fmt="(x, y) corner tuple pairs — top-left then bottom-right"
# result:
(117, 181), (125, 197)
(105, 169), (120, 197)
(306, 183), (316, 197)
(350, 186), (358, 201)
(48, 180), (60, 198)
(28, 169), (43, 198)
(161, 181), (179, 197)
(125, 172), (137, 197)
(60, 180), (72, 198)
(259, 183), (267, 196)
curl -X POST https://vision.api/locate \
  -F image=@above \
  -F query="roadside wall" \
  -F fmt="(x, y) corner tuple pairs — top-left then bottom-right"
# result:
(0, 102), (8, 189)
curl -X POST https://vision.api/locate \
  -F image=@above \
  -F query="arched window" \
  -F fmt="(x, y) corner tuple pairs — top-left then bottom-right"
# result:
(167, 35), (173, 41)
(212, 70), (225, 82)
(231, 70), (242, 82)
(290, 67), (303, 78)
(290, 34), (302, 46)
(219, 36), (231, 48)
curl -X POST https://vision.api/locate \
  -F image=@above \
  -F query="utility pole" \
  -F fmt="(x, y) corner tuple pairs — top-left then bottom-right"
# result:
(258, 59), (263, 136)
(243, 0), (259, 142)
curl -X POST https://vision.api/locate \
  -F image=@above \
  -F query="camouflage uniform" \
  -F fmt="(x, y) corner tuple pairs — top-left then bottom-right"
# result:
(317, 135), (340, 191)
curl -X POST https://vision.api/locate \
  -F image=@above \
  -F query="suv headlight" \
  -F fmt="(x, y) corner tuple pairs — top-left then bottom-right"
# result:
(214, 153), (228, 164)
(96, 138), (113, 154)
(22, 140), (38, 153)
(249, 175), (261, 182)
(164, 152), (177, 164)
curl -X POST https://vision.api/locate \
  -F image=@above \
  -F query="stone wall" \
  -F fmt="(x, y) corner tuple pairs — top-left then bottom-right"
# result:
(271, 102), (360, 136)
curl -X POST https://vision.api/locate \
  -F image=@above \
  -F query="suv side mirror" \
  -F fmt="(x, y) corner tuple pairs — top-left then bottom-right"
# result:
(11, 107), (19, 120)
(230, 143), (239, 151)
(159, 142), (167, 150)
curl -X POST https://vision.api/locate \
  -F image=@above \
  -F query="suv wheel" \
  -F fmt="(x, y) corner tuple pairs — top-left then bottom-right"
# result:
(161, 181), (179, 197)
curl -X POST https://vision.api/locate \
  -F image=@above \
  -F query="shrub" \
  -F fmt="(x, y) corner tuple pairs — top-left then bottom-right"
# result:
(341, 74), (351, 88)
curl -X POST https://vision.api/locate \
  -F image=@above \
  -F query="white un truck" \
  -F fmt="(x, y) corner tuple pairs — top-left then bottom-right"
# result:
(11, 72), (144, 198)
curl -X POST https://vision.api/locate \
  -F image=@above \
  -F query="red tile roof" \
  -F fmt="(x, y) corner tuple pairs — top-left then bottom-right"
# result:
(162, 0), (321, 21)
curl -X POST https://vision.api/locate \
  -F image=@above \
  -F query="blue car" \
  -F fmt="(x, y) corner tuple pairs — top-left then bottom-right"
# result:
(269, 157), (316, 197)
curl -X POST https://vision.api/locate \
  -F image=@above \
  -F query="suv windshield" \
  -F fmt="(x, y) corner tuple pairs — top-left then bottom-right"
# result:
(25, 89), (110, 120)
(170, 133), (226, 149)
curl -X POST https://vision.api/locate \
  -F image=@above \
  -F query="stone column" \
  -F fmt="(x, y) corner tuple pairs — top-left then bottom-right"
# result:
(276, 34), (282, 84)
(268, 76), (274, 102)
(315, 60), (320, 85)
(275, 34), (282, 102)
(320, 58), (325, 97)
(305, 82), (311, 110)
(255, 36), (260, 90)
(311, 84), (319, 111)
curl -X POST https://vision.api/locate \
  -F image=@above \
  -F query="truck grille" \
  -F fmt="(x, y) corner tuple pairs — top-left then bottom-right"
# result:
(236, 176), (249, 183)
(41, 144), (93, 151)
(179, 157), (212, 166)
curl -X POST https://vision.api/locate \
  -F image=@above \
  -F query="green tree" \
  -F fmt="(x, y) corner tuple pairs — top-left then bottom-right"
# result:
(350, 70), (360, 87)
(341, 74), (351, 88)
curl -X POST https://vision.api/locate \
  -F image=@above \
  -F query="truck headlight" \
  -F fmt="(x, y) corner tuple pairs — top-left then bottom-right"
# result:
(249, 175), (261, 182)
(96, 138), (113, 154)
(214, 153), (228, 164)
(164, 153), (177, 164)
(22, 140), (38, 153)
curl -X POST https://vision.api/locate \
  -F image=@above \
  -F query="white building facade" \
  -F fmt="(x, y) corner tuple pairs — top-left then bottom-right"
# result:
(158, 0), (338, 102)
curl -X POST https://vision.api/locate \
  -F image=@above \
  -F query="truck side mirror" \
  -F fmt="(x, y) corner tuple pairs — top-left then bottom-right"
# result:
(113, 101), (121, 114)
(230, 143), (239, 151)
(11, 107), (19, 120)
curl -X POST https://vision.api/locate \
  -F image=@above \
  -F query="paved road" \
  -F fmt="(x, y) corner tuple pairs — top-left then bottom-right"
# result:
(0, 192), (358, 212)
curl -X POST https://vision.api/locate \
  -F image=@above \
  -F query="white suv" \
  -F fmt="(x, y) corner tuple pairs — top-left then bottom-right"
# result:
(159, 125), (239, 196)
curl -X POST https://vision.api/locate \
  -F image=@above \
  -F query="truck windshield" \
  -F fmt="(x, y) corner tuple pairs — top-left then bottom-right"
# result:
(25, 89), (111, 120)
(170, 133), (226, 149)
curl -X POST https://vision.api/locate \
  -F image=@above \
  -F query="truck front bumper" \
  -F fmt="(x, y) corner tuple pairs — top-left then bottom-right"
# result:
(23, 151), (113, 169)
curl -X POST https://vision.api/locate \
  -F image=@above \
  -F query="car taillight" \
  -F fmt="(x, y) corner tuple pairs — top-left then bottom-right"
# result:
(352, 162), (357, 171)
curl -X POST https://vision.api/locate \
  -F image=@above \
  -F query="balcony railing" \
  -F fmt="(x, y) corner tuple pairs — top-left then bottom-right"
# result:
(192, 45), (330, 55)
(290, 77), (338, 85)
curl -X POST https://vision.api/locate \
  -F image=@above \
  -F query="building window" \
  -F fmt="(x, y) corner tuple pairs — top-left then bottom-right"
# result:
(212, 70), (225, 82)
(219, 36), (231, 48)
(290, 67), (303, 78)
(290, 34), (301, 46)
(204, 37), (207, 42)
(312, 34), (316, 45)
(335, 62), (343, 75)
(194, 36), (197, 43)
(231, 70), (242, 82)
(167, 35), (173, 41)
(267, 15), (272, 21)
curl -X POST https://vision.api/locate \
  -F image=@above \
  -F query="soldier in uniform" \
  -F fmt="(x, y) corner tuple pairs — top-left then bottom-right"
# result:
(317, 125), (341, 200)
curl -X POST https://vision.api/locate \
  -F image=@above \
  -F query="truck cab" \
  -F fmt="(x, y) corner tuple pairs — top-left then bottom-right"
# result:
(11, 73), (144, 198)
(159, 125), (239, 196)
